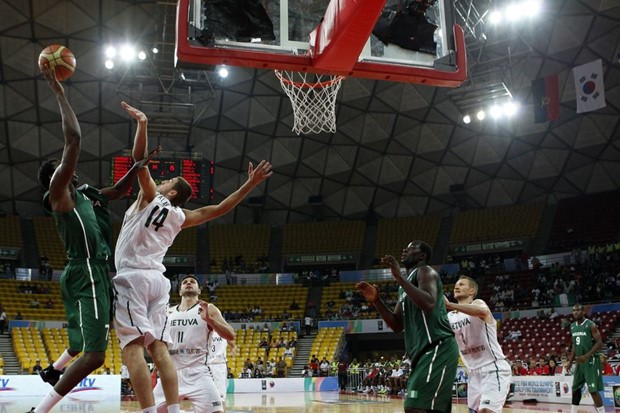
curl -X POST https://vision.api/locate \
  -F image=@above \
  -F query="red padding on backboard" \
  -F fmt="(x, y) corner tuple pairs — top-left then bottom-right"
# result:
(309, 0), (387, 72)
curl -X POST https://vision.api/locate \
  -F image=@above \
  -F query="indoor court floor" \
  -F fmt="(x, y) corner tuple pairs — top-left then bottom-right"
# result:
(118, 392), (607, 412)
(6, 392), (605, 412)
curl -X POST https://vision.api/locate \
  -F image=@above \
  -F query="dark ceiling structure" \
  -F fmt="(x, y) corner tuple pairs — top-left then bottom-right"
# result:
(0, 0), (619, 225)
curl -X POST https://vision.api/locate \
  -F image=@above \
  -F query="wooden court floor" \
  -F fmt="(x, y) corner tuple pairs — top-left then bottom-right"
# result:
(114, 392), (598, 412)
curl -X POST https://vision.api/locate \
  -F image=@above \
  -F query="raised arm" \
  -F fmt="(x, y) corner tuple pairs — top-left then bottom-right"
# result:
(42, 66), (81, 213)
(181, 160), (272, 228)
(198, 301), (236, 341)
(445, 298), (494, 323)
(121, 102), (158, 205)
(383, 255), (437, 312)
(357, 281), (404, 332)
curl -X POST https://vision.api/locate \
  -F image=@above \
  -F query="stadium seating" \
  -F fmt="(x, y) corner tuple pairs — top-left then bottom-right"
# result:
(32, 216), (66, 270)
(375, 215), (442, 261)
(498, 311), (620, 362)
(0, 214), (22, 248)
(547, 191), (620, 253)
(228, 327), (298, 377)
(449, 203), (544, 245)
(208, 224), (270, 273)
(309, 327), (345, 364)
(0, 280), (64, 320)
(282, 221), (365, 254)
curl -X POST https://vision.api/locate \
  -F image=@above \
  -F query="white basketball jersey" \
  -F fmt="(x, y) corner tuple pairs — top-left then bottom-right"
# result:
(115, 194), (185, 272)
(167, 303), (209, 369)
(207, 329), (228, 365)
(448, 304), (507, 370)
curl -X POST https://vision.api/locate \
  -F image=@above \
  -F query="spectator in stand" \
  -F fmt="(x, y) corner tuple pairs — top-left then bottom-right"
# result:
(319, 357), (330, 376)
(32, 359), (43, 375)
(283, 345), (294, 359)
(45, 298), (54, 309)
(15, 311), (23, 320)
(288, 337), (297, 348)
(258, 337), (269, 349)
(310, 356), (319, 377)
(275, 357), (287, 377)
(601, 355), (615, 375)
(30, 298), (40, 308)
(547, 359), (559, 375)
(301, 365), (312, 377)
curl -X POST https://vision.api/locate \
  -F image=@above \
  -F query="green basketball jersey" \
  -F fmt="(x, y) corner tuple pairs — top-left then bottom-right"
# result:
(44, 184), (112, 261)
(399, 267), (454, 361)
(570, 318), (596, 357)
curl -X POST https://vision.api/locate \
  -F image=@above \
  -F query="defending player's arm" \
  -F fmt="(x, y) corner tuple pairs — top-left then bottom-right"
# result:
(181, 160), (273, 229)
(575, 323), (604, 364)
(42, 65), (81, 213)
(445, 298), (494, 324)
(356, 281), (404, 332)
(122, 101), (158, 206)
(198, 301), (236, 342)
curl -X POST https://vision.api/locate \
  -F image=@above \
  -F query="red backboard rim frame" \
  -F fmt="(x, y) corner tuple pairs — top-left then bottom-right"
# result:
(176, 0), (467, 87)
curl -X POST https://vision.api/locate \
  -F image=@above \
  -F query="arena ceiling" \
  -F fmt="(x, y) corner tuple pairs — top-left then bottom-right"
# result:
(0, 0), (619, 225)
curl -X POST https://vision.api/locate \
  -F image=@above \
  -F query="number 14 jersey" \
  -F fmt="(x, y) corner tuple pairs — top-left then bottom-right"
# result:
(115, 194), (186, 272)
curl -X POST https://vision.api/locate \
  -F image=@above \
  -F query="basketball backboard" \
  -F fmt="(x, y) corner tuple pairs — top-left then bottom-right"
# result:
(176, 0), (467, 86)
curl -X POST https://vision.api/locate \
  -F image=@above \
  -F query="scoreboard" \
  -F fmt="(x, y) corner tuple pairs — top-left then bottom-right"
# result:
(110, 155), (214, 200)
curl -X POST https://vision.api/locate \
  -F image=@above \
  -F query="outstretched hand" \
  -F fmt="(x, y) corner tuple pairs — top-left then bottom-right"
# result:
(247, 160), (273, 185)
(40, 64), (65, 96)
(356, 281), (379, 304)
(121, 101), (148, 123)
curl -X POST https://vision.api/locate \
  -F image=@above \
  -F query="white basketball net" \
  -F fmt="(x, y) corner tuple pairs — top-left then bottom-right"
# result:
(275, 70), (344, 135)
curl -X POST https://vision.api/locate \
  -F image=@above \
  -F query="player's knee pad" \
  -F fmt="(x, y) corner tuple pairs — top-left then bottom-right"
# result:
(572, 389), (582, 405)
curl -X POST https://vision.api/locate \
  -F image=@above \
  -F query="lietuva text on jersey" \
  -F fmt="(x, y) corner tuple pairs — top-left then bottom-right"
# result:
(450, 317), (471, 330)
(169, 318), (199, 327)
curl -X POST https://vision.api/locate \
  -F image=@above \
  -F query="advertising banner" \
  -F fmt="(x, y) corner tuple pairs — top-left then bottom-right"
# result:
(228, 377), (338, 393)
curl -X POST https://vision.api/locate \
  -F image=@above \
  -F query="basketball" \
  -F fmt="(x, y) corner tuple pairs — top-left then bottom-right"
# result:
(38, 44), (76, 81)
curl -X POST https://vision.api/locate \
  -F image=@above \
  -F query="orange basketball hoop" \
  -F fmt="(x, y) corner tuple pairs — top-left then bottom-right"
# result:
(275, 70), (344, 135)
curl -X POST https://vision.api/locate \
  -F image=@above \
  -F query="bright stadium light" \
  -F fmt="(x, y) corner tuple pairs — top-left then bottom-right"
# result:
(476, 110), (486, 120)
(489, 10), (502, 25)
(463, 114), (471, 124)
(524, 0), (541, 16)
(137, 50), (147, 61)
(105, 59), (114, 69)
(105, 46), (116, 59)
(490, 105), (502, 119)
(504, 101), (520, 116)
(119, 44), (136, 62)
(218, 66), (229, 78)
(152, 47), (159, 54)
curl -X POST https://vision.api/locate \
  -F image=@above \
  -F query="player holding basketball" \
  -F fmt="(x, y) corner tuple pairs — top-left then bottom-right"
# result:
(357, 241), (458, 413)
(445, 275), (511, 413)
(152, 275), (235, 412)
(33, 67), (157, 413)
(566, 304), (605, 413)
(113, 103), (272, 413)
